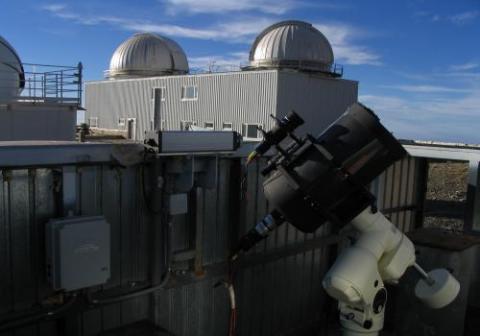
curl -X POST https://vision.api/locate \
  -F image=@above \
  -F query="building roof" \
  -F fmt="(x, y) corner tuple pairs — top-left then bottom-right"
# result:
(247, 20), (334, 73)
(106, 33), (189, 79)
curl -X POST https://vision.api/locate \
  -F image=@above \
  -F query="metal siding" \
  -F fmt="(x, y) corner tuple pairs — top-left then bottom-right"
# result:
(372, 156), (421, 233)
(0, 150), (421, 336)
(276, 71), (358, 137)
(85, 71), (279, 138)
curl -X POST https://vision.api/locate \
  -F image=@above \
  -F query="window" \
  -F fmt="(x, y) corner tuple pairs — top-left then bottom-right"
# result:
(222, 122), (233, 131)
(180, 120), (197, 130)
(118, 118), (126, 128)
(181, 85), (198, 100)
(88, 117), (98, 128)
(242, 123), (262, 139)
(152, 87), (166, 101)
(204, 122), (214, 130)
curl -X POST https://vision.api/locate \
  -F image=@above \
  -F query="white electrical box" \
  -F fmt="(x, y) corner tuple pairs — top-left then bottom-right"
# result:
(45, 216), (110, 291)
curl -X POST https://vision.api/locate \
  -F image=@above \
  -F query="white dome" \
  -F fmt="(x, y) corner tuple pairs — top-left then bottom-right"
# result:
(0, 35), (24, 101)
(106, 33), (189, 79)
(247, 20), (334, 73)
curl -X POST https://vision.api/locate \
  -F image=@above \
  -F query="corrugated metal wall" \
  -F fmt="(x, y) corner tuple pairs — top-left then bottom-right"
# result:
(0, 152), (421, 336)
(276, 72), (358, 136)
(85, 71), (279, 138)
(84, 70), (357, 140)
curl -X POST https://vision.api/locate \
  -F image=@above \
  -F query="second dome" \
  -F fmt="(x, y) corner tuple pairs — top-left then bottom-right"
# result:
(248, 20), (334, 73)
(107, 33), (189, 79)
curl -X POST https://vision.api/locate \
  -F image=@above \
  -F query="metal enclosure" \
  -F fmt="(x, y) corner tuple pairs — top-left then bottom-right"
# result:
(2, 141), (476, 336)
(84, 70), (358, 139)
(0, 103), (76, 141)
(46, 216), (111, 291)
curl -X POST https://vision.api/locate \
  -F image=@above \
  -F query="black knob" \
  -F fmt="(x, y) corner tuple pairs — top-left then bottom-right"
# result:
(363, 320), (373, 329)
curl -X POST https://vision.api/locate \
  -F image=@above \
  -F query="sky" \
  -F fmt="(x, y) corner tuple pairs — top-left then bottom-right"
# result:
(1, 0), (479, 143)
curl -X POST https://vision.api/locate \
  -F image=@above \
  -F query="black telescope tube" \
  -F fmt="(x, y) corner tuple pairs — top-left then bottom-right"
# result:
(255, 111), (304, 156)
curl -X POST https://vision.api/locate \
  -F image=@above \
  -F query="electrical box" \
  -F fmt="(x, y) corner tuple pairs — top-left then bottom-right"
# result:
(145, 130), (242, 153)
(46, 216), (110, 291)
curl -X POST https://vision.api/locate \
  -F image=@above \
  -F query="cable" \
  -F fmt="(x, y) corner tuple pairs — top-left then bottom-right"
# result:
(141, 148), (162, 215)
(89, 272), (171, 305)
(89, 197), (172, 305)
(0, 294), (77, 332)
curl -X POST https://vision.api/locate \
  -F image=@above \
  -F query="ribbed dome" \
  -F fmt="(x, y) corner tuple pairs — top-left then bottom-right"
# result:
(106, 33), (189, 79)
(0, 35), (24, 101)
(247, 20), (334, 73)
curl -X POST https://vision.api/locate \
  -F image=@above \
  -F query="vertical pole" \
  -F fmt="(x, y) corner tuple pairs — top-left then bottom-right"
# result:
(413, 158), (428, 229)
(77, 62), (83, 107)
(465, 160), (480, 232)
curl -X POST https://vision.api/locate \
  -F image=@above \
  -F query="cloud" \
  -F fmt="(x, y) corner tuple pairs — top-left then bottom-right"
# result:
(414, 10), (480, 25)
(315, 23), (382, 65)
(382, 84), (471, 94)
(449, 62), (479, 71)
(189, 52), (249, 71)
(161, 0), (348, 15)
(41, 4), (274, 42)
(360, 89), (480, 143)
(41, 4), (380, 65)
(162, 0), (294, 15)
(449, 11), (480, 25)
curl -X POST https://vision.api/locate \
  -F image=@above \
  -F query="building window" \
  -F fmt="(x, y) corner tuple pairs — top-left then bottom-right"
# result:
(242, 123), (263, 139)
(152, 87), (166, 101)
(88, 117), (98, 128)
(118, 118), (126, 128)
(222, 122), (233, 131)
(181, 85), (198, 100)
(204, 122), (214, 130)
(180, 120), (197, 130)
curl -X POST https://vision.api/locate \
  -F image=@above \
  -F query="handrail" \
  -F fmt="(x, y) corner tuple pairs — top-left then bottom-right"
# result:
(0, 62), (82, 105)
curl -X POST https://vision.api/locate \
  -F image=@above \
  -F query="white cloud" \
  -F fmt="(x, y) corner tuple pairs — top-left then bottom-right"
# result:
(449, 11), (480, 25)
(163, 0), (294, 15)
(382, 84), (471, 94)
(315, 23), (382, 65)
(189, 52), (249, 71)
(360, 89), (480, 143)
(414, 10), (480, 25)
(449, 62), (479, 71)
(41, 4), (274, 42)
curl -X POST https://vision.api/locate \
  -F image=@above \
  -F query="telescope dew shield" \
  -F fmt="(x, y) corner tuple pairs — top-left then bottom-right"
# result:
(262, 103), (407, 233)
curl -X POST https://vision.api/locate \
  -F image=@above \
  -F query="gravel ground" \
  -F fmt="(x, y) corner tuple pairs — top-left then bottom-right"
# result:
(423, 161), (468, 231)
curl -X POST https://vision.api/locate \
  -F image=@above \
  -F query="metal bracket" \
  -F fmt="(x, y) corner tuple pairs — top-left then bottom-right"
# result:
(165, 156), (218, 193)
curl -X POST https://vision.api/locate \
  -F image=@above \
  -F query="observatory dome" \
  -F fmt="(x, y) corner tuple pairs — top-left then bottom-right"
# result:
(107, 33), (189, 79)
(0, 35), (24, 101)
(247, 20), (334, 73)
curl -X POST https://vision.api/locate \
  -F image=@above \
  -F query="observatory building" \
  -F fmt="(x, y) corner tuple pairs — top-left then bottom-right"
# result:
(85, 21), (358, 140)
(0, 35), (81, 141)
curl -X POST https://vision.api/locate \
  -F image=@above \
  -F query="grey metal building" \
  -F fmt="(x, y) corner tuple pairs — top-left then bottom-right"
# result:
(0, 35), (81, 141)
(85, 21), (358, 140)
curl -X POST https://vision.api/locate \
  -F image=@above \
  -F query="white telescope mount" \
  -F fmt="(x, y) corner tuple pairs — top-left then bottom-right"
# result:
(322, 206), (460, 336)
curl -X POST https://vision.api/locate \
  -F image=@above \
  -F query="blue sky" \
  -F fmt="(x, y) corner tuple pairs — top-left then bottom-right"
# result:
(1, 0), (479, 143)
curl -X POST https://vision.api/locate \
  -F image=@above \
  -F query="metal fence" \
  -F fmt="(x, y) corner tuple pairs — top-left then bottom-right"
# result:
(0, 142), (427, 336)
(0, 62), (82, 105)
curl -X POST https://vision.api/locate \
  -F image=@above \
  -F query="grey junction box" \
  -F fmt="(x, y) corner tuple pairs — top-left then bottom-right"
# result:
(46, 216), (111, 291)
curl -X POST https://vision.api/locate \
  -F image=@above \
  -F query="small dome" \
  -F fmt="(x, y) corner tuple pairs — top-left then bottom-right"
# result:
(106, 33), (189, 79)
(247, 20), (335, 73)
(0, 35), (24, 101)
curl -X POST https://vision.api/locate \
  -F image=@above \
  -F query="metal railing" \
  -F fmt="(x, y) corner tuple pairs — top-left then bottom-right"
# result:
(0, 62), (82, 105)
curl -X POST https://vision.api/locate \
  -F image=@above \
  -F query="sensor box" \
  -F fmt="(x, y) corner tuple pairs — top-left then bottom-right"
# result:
(46, 216), (110, 291)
